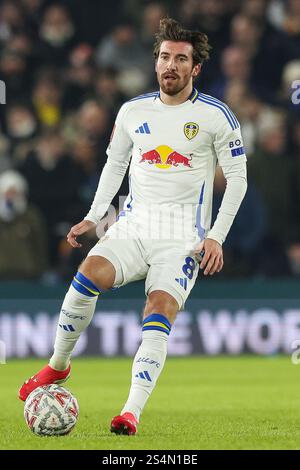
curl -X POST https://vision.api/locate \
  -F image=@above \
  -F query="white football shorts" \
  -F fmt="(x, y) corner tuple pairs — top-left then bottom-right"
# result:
(87, 217), (199, 310)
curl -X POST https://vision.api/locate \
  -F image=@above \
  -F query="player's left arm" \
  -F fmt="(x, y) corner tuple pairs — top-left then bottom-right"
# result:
(198, 111), (248, 275)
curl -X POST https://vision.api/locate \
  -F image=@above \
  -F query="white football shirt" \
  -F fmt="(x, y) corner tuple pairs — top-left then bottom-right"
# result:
(85, 88), (247, 244)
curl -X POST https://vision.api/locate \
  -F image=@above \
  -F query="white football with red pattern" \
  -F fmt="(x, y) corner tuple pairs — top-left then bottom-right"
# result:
(24, 384), (79, 436)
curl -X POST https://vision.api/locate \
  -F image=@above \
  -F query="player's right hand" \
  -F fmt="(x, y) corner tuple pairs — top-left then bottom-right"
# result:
(67, 220), (96, 248)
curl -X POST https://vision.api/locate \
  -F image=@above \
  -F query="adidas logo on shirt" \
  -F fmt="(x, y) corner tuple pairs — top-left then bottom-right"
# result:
(135, 122), (151, 134)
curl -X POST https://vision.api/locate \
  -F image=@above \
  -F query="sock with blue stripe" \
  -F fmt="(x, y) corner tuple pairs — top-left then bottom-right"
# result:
(121, 314), (171, 421)
(49, 272), (101, 371)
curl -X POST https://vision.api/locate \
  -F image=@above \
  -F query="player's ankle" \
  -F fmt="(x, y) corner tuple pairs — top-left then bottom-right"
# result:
(121, 407), (140, 422)
(49, 357), (70, 371)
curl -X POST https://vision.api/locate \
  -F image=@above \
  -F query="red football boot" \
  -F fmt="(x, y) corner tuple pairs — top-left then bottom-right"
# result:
(110, 412), (139, 435)
(19, 363), (71, 401)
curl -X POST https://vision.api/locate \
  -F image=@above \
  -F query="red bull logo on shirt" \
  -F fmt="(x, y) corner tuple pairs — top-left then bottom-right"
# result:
(139, 145), (192, 169)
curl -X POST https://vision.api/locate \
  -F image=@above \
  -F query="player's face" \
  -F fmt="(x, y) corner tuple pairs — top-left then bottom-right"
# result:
(156, 41), (200, 96)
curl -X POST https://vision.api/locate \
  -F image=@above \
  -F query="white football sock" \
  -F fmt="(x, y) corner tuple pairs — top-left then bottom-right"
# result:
(121, 329), (169, 421)
(49, 284), (98, 371)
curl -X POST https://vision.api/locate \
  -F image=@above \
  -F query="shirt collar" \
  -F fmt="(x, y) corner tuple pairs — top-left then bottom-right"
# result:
(189, 87), (199, 103)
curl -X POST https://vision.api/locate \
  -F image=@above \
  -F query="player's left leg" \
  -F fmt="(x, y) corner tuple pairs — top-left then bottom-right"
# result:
(111, 242), (199, 435)
(110, 290), (178, 435)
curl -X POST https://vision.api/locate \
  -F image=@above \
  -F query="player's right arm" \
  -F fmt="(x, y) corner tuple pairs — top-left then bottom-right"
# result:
(67, 103), (133, 248)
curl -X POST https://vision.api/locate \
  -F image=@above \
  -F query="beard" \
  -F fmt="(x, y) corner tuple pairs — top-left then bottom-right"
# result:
(158, 73), (191, 96)
(158, 78), (187, 96)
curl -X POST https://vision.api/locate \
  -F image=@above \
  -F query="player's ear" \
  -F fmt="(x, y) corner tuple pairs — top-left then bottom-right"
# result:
(192, 63), (201, 78)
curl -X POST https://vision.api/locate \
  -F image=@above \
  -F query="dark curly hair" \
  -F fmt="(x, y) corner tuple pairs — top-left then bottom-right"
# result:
(153, 18), (211, 67)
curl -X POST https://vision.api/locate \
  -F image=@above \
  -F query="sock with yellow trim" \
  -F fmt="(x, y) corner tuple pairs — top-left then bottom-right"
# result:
(121, 314), (171, 421)
(49, 272), (101, 371)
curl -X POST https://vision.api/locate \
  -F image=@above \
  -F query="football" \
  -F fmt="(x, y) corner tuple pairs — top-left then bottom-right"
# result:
(24, 384), (79, 436)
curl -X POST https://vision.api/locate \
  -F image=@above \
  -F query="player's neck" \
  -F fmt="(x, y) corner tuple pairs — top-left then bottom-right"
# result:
(159, 84), (193, 106)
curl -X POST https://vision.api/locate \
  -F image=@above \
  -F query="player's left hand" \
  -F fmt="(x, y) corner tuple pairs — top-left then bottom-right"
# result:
(194, 238), (223, 275)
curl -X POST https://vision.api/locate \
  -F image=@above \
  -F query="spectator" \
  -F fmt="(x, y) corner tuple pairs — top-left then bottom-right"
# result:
(70, 133), (102, 207)
(0, 46), (30, 101)
(247, 112), (294, 274)
(95, 21), (149, 72)
(63, 43), (95, 110)
(95, 21), (151, 94)
(208, 45), (251, 100)
(32, 71), (63, 128)
(212, 166), (267, 277)
(268, 0), (300, 40)
(0, 170), (48, 279)
(19, 129), (83, 266)
(0, 1), (25, 42)
(35, 3), (77, 67)
(5, 102), (38, 162)
(228, 90), (274, 157)
(93, 68), (126, 114)
(241, 0), (269, 21)
(65, 101), (129, 210)
(63, 99), (110, 149)
(20, 0), (45, 39)
(140, 3), (167, 52)
(230, 14), (263, 57)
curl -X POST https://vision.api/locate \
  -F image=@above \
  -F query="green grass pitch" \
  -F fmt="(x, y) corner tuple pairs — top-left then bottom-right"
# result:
(1, 356), (300, 450)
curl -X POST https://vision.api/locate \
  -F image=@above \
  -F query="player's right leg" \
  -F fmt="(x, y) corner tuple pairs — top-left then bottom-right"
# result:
(18, 255), (115, 401)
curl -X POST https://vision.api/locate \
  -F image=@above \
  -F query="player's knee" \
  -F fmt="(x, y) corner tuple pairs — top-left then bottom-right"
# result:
(79, 256), (115, 291)
(143, 290), (178, 324)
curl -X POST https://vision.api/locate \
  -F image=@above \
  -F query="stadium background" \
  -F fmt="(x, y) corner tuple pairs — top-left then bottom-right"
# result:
(0, 0), (300, 360)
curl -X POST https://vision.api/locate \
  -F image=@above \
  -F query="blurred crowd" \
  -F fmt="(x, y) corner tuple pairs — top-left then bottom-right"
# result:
(0, 0), (300, 281)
